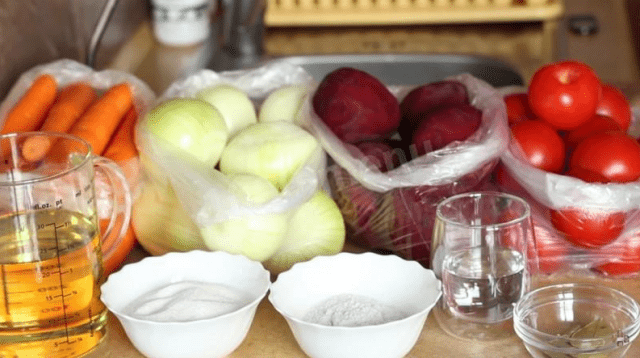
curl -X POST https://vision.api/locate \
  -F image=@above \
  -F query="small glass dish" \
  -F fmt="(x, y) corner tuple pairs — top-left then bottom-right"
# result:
(269, 252), (442, 358)
(513, 283), (640, 358)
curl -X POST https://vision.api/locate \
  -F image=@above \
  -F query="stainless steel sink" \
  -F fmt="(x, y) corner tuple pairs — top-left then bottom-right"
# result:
(262, 54), (524, 87)
(213, 53), (524, 88)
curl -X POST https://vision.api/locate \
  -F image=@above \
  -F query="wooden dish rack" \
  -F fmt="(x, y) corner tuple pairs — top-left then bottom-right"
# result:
(264, 0), (564, 27)
(263, 0), (565, 83)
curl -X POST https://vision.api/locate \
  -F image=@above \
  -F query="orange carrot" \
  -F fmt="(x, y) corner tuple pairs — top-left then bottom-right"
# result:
(21, 82), (97, 162)
(100, 218), (138, 276)
(1, 74), (57, 134)
(103, 107), (138, 162)
(68, 83), (134, 155)
(40, 82), (97, 132)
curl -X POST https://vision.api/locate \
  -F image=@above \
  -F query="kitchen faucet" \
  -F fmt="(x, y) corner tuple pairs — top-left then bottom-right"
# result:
(213, 0), (266, 71)
(87, 0), (121, 68)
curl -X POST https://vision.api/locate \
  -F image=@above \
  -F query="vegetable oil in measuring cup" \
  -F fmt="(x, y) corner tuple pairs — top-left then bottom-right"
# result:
(0, 208), (106, 358)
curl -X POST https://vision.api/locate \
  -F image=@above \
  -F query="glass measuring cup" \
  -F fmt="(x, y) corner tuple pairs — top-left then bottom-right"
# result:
(431, 191), (533, 341)
(0, 132), (131, 357)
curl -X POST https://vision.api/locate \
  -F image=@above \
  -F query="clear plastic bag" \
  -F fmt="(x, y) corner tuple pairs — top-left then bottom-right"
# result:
(0, 59), (155, 196)
(498, 88), (640, 277)
(296, 73), (510, 267)
(0, 59), (156, 272)
(0, 59), (155, 126)
(134, 60), (324, 255)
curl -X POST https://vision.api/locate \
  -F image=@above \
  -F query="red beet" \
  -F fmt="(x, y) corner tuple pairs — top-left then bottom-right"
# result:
(312, 67), (401, 143)
(389, 187), (436, 267)
(399, 80), (469, 141)
(337, 161), (497, 267)
(492, 162), (525, 193)
(328, 166), (404, 252)
(410, 104), (482, 156)
(355, 140), (405, 172)
(328, 171), (376, 230)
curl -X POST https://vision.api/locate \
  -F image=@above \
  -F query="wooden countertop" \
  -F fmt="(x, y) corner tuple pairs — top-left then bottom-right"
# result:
(87, 245), (640, 357)
(92, 296), (640, 358)
(98, 13), (640, 357)
(88, 295), (531, 358)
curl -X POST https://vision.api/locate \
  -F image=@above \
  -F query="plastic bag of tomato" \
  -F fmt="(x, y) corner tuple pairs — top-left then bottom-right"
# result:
(299, 69), (510, 267)
(0, 59), (156, 275)
(496, 59), (640, 277)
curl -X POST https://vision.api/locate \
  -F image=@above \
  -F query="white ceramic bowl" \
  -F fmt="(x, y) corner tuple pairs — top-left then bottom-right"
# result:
(269, 252), (442, 358)
(101, 250), (270, 358)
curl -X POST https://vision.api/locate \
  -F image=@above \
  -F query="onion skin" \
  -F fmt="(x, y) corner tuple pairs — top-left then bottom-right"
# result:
(196, 84), (257, 137)
(264, 190), (345, 274)
(200, 174), (289, 262)
(219, 121), (320, 191)
(259, 85), (308, 123)
(132, 181), (207, 256)
(143, 98), (228, 170)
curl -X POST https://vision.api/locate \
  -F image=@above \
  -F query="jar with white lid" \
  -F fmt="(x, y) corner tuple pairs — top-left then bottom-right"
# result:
(151, 0), (214, 46)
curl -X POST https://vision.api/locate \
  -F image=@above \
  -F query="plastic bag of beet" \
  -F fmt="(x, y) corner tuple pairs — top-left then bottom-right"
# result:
(296, 72), (510, 267)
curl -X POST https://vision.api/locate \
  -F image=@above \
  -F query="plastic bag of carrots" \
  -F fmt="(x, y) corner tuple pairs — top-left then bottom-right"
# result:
(0, 59), (156, 274)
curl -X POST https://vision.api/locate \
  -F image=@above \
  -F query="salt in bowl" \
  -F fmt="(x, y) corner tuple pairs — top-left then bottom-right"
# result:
(269, 252), (442, 358)
(101, 250), (270, 358)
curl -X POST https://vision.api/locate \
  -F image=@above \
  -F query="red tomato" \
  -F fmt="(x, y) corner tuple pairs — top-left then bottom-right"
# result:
(550, 208), (625, 248)
(564, 114), (622, 153)
(596, 84), (632, 132)
(504, 93), (535, 126)
(565, 166), (611, 184)
(596, 231), (640, 276)
(497, 200), (569, 274)
(510, 120), (565, 173)
(528, 60), (602, 130)
(496, 203), (532, 255)
(569, 131), (640, 183)
(531, 217), (570, 274)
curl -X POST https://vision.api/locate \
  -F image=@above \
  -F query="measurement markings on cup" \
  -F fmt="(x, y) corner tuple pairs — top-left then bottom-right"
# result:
(51, 221), (74, 344)
(0, 133), (118, 356)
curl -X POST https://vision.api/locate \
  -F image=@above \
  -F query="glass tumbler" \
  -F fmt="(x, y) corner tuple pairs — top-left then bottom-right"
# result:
(431, 191), (533, 341)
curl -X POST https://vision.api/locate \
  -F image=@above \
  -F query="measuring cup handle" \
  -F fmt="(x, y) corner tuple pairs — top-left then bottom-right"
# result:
(93, 155), (132, 267)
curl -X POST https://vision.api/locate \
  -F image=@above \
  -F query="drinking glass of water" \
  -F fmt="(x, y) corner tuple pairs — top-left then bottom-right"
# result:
(430, 191), (533, 341)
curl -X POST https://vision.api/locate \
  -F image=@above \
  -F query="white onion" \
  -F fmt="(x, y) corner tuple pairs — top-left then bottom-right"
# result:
(219, 121), (320, 191)
(200, 173), (289, 262)
(264, 190), (345, 273)
(259, 84), (308, 123)
(196, 84), (257, 137)
(143, 98), (228, 170)
(132, 180), (207, 256)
